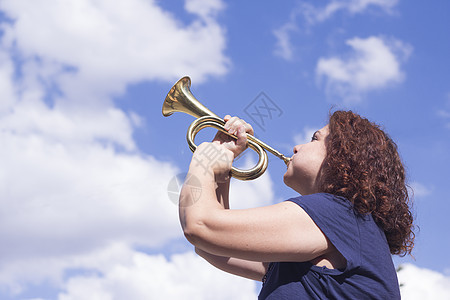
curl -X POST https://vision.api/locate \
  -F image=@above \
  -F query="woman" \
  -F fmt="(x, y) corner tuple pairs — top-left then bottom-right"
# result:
(179, 111), (414, 299)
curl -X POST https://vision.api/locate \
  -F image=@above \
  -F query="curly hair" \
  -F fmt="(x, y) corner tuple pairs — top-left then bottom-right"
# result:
(317, 111), (415, 256)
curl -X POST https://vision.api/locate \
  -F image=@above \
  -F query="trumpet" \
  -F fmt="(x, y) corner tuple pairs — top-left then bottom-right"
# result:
(162, 76), (290, 181)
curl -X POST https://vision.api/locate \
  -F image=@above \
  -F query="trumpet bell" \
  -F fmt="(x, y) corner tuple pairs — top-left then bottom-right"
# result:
(163, 76), (217, 118)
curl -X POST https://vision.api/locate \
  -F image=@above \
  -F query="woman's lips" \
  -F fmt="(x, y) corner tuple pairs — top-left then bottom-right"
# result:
(287, 157), (293, 168)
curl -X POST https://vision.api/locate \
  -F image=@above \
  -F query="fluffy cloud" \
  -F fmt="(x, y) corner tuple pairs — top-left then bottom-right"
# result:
(293, 127), (319, 145)
(0, 0), (239, 297)
(229, 156), (275, 209)
(273, 0), (399, 60)
(185, 0), (226, 20)
(273, 18), (298, 61)
(302, 0), (398, 25)
(316, 36), (412, 103)
(0, 0), (230, 102)
(398, 264), (450, 299)
(409, 181), (433, 198)
(0, 1), (276, 297)
(0, 115), (183, 291)
(58, 248), (257, 300)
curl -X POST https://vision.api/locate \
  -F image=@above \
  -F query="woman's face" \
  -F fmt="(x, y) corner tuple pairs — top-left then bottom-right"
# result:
(284, 125), (329, 195)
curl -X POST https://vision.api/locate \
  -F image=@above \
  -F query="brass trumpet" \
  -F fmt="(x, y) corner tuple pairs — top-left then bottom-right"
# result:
(162, 76), (290, 181)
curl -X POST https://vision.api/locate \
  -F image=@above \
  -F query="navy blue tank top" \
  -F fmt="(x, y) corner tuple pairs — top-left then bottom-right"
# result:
(258, 193), (400, 299)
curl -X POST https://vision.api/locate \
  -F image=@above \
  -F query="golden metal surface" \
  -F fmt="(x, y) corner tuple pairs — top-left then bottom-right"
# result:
(162, 76), (290, 181)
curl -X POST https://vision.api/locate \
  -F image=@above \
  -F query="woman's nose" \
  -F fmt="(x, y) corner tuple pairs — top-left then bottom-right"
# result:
(293, 145), (300, 154)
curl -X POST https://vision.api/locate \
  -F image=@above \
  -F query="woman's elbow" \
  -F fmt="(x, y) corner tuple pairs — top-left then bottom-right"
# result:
(182, 217), (206, 246)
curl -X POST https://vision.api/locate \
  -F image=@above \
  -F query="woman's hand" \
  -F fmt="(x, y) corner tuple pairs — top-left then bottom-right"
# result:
(213, 115), (254, 159)
(191, 142), (234, 181)
(190, 116), (254, 181)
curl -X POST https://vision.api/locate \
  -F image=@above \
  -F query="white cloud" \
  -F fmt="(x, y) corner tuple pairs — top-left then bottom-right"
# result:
(316, 36), (412, 103)
(276, 126), (319, 155)
(0, 1), (276, 297)
(0, 0), (241, 297)
(398, 263), (450, 299)
(409, 181), (432, 198)
(293, 126), (319, 145)
(0, 98), (137, 150)
(229, 156), (275, 209)
(0, 0), (230, 102)
(273, 0), (399, 61)
(185, 0), (226, 20)
(303, 0), (398, 24)
(0, 126), (184, 291)
(0, 50), (16, 111)
(273, 24), (296, 61)
(58, 249), (258, 300)
(437, 93), (450, 129)
(0, 242), (134, 295)
(273, 13), (300, 61)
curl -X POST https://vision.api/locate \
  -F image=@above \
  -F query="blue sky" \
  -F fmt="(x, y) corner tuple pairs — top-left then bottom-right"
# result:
(0, 0), (449, 299)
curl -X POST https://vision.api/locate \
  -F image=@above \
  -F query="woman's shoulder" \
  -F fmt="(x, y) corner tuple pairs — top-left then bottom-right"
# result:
(288, 192), (353, 212)
(290, 192), (349, 201)
(287, 193), (379, 271)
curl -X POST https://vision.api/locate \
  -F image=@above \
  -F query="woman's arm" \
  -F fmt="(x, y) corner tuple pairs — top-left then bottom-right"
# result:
(195, 134), (267, 279)
(197, 164), (267, 280)
(194, 181), (269, 281)
(179, 116), (333, 268)
(195, 247), (269, 281)
(215, 178), (230, 209)
(180, 144), (333, 263)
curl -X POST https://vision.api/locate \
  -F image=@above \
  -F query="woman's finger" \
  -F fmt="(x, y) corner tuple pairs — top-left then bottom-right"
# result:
(235, 125), (248, 150)
(224, 116), (253, 136)
(224, 116), (239, 131)
(243, 122), (254, 135)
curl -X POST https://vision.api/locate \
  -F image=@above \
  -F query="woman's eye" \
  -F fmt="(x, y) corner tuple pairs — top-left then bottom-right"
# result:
(311, 135), (318, 142)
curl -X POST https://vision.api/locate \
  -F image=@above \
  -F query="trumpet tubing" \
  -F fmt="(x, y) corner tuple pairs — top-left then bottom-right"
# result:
(162, 76), (290, 181)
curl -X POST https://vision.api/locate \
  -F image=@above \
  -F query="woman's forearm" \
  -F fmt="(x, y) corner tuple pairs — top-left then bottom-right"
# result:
(178, 142), (234, 251)
(195, 247), (267, 281)
(216, 178), (230, 209)
(179, 164), (218, 232)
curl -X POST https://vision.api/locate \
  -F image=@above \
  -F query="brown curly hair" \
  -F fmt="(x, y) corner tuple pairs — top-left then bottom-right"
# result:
(318, 110), (415, 256)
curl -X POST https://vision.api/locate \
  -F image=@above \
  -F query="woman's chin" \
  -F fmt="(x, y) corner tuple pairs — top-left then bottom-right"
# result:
(283, 172), (292, 188)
